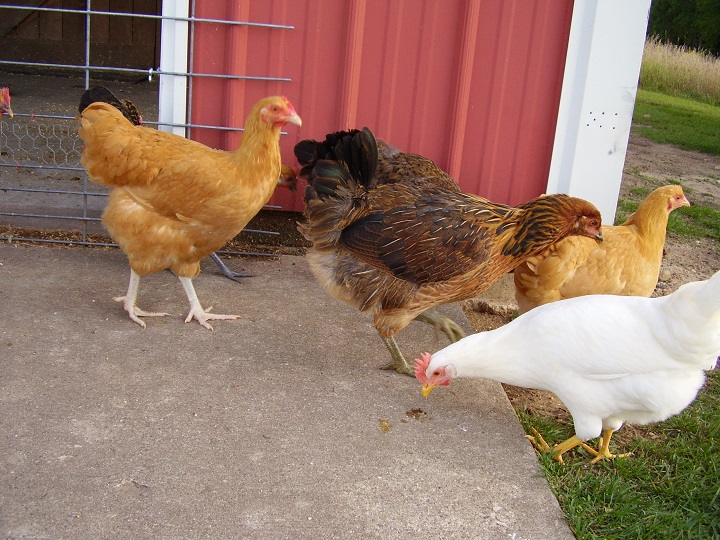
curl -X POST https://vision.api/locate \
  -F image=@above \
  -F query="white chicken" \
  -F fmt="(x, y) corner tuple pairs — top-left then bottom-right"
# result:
(415, 270), (720, 463)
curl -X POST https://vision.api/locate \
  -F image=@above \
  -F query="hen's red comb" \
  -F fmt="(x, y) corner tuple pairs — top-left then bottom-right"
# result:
(414, 352), (432, 384)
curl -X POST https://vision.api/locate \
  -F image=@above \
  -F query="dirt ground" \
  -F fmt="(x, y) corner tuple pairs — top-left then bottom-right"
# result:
(463, 133), (720, 433)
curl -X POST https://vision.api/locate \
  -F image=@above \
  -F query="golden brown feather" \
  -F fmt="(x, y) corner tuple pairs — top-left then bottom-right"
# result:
(514, 184), (690, 313)
(78, 93), (301, 329)
(0, 85), (13, 118)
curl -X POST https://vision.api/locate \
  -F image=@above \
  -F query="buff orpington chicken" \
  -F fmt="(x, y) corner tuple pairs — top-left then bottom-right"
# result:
(298, 128), (603, 375)
(78, 91), (301, 329)
(80, 86), (298, 283)
(514, 184), (690, 313)
(416, 270), (720, 464)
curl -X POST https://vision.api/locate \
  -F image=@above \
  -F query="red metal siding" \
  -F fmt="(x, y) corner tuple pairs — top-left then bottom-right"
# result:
(190, 0), (573, 211)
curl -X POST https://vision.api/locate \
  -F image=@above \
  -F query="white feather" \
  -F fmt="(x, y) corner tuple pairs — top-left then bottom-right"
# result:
(426, 270), (720, 442)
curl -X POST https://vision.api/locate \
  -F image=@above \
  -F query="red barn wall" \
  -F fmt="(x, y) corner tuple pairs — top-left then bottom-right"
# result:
(190, 0), (574, 212)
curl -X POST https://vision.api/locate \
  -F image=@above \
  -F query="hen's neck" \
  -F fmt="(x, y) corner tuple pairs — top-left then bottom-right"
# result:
(230, 118), (283, 184)
(623, 197), (670, 243)
(437, 326), (542, 389)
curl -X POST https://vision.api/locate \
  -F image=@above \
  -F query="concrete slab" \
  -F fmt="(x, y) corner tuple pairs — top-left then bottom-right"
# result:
(0, 242), (574, 540)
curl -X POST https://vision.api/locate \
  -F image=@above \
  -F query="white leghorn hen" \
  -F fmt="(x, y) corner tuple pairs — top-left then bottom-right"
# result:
(415, 270), (720, 464)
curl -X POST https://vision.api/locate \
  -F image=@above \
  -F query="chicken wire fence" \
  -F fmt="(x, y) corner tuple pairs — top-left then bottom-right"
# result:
(0, 112), (110, 244)
(0, 1), (292, 255)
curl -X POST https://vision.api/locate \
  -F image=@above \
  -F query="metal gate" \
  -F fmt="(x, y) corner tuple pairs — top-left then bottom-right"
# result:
(0, 1), (293, 255)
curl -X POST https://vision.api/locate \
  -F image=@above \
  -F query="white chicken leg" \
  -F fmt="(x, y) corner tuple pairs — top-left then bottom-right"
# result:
(114, 269), (170, 328)
(179, 276), (240, 331)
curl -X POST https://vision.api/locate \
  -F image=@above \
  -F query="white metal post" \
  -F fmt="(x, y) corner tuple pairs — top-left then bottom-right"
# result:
(546, 0), (652, 224)
(158, 0), (190, 136)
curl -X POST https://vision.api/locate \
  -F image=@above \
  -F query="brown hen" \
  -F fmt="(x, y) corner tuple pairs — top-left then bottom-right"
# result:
(514, 184), (690, 313)
(78, 91), (301, 329)
(297, 128), (603, 374)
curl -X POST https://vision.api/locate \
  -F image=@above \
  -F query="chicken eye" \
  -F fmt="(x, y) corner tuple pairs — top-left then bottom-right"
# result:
(433, 370), (442, 377)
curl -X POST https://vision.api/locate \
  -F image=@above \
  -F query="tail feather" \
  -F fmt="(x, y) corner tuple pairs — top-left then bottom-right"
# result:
(298, 128), (380, 251)
(309, 160), (354, 198)
(670, 270), (720, 321)
(79, 86), (142, 125)
(296, 128), (377, 184)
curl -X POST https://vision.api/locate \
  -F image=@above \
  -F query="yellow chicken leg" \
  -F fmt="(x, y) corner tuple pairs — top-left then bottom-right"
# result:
(526, 427), (598, 464)
(584, 429), (632, 464)
(114, 269), (170, 328)
(179, 276), (240, 331)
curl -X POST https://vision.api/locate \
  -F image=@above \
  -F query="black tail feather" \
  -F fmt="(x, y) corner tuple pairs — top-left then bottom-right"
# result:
(78, 86), (142, 125)
(296, 127), (379, 202)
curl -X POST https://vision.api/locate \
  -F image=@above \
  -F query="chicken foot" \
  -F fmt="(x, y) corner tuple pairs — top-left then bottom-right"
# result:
(179, 276), (240, 331)
(583, 429), (632, 464)
(210, 252), (254, 282)
(526, 427), (599, 464)
(114, 269), (170, 328)
(414, 312), (466, 343)
(380, 336), (415, 376)
(378, 314), (466, 376)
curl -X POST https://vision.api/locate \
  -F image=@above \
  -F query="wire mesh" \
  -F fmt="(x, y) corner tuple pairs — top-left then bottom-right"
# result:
(0, 1), (292, 256)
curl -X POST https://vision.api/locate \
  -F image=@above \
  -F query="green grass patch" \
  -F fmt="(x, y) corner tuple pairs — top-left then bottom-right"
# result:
(669, 204), (720, 242)
(520, 371), (720, 540)
(632, 90), (720, 155)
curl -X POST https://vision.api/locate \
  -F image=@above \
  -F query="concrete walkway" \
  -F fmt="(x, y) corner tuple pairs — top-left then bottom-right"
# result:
(0, 242), (574, 540)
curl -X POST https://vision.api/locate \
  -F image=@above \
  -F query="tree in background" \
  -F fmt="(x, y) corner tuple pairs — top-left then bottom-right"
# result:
(648, 0), (720, 56)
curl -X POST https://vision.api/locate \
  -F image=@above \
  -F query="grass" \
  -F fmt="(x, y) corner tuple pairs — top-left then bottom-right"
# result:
(518, 371), (720, 539)
(516, 40), (720, 540)
(640, 36), (720, 105)
(632, 90), (720, 155)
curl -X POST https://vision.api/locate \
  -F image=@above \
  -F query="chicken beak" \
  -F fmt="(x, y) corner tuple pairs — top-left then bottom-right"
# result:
(1, 106), (12, 119)
(421, 383), (437, 398)
(593, 231), (604, 243)
(284, 113), (302, 127)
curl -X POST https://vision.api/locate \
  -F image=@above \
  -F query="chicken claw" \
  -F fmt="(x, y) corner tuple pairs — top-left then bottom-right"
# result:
(179, 277), (240, 331)
(113, 269), (169, 328)
(184, 305), (240, 331)
(526, 427), (629, 465)
(378, 319), (463, 377)
(380, 336), (415, 376)
(114, 295), (170, 328)
(582, 429), (633, 464)
(414, 312), (466, 343)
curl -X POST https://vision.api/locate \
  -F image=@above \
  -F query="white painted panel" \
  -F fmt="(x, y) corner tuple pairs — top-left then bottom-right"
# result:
(547, 0), (652, 224)
(158, 0), (190, 136)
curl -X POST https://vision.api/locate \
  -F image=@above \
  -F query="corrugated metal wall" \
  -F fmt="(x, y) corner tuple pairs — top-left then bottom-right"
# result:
(190, 0), (574, 212)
